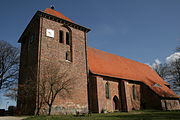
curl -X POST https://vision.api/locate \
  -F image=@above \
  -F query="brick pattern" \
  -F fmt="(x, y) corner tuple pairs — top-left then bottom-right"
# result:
(88, 75), (142, 113)
(38, 17), (89, 114)
(17, 17), (40, 115)
(140, 84), (162, 109)
(124, 81), (141, 111)
(95, 76), (120, 113)
(161, 100), (180, 110)
(17, 15), (89, 115)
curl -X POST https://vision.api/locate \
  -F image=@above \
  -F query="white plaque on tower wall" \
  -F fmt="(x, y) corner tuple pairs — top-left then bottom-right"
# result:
(46, 29), (54, 38)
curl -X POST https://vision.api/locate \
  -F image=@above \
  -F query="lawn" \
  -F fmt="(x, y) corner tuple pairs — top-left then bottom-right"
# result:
(25, 110), (180, 120)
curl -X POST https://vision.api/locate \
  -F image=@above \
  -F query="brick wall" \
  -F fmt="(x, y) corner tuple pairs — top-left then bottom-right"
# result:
(88, 73), (99, 113)
(124, 81), (141, 111)
(91, 75), (120, 113)
(141, 84), (162, 110)
(89, 75), (142, 113)
(161, 99), (180, 110)
(17, 17), (40, 115)
(38, 17), (89, 114)
(18, 14), (89, 115)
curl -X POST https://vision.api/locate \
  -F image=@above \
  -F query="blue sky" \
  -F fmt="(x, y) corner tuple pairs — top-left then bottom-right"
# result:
(0, 0), (180, 108)
(0, 0), (180, 63)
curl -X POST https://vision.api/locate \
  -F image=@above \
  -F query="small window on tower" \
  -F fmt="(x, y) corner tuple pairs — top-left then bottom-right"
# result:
(66, 32), (70, 45)
(66, 51), (72, 62)
(59, 30), (64, 43)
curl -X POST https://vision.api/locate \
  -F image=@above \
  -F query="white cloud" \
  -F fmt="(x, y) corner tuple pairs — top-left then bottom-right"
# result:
(166, 52), (180, 63)
(155, 59), (161, 65)
(151, 59), (161, 69)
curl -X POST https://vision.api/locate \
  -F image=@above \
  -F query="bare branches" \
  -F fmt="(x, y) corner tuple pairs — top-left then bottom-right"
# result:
(0, 40), (19, 90)
(153, 63), (168, 79)
(167, 59), (180, 89)
(151, 55), (180, 94)
(4, 84), (18, 101)
(39, 63), (75, 115)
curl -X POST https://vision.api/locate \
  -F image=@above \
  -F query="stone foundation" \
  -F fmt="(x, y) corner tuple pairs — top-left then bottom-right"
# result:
(161, 99), (180, 110)
(40, 102), (88, 115)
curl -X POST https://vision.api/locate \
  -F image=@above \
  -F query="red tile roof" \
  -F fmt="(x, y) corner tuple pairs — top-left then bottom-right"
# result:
(88, 47), (178, 98)
(44, 8), (73, 22)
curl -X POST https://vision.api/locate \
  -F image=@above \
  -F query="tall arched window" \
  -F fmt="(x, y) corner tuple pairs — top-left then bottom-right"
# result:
(60, 25), (72, 46)
(132, 85), (136, 100)
(105, 82), (110, 99)
(66, 32), (70, 45)
(59, 30), (64, 43)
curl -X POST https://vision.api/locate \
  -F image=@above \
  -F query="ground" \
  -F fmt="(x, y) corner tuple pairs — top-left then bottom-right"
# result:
(25, 110), (180, 120)
(0, 116), (27, 120)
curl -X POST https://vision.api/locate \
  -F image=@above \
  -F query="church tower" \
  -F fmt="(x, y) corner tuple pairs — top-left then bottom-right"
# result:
(17, 8), (90, 115)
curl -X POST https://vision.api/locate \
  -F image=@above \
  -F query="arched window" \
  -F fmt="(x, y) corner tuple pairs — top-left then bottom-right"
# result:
(59, 30), (64, 43)
(59, 25), (72, 46)
(105, 82), (110, 99)
(132, 85), (136, 100)
(66, 32), (71, 45)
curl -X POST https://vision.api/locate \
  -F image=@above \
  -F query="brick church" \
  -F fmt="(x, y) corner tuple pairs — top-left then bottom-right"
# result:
(17, 8), (180, 115)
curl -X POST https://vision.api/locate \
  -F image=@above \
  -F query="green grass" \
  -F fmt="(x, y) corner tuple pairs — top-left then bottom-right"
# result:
(25, 110), (180, 120)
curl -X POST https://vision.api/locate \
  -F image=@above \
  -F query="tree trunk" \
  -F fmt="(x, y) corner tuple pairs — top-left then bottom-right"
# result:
(48, 104), (52, 115)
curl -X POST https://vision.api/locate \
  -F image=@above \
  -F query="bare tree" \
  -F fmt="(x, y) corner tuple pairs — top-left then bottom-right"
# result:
(153, 63), (168, 80)
(0, 40), (19, 90)
(167, 50), (180, 93)
(151, 59), (168, 80)
(4, 83), (18, 101)
(39, 63), (75, 115)
(168, 47), (180, 93)
(161, 47), (180, 94)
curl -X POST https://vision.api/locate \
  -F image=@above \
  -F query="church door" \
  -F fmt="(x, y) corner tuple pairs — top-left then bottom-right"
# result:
(113, 95), (120, 111)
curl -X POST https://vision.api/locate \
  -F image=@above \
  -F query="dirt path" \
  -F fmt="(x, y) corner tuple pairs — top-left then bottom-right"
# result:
(0, 116), (27, 120)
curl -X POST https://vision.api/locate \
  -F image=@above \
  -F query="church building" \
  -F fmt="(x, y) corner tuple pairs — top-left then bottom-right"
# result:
(17, 8), (180, 115)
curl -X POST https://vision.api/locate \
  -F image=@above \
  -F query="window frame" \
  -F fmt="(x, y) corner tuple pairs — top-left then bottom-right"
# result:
(66, 32), (71, 45)
(132, 85), (136, 100)
(59, 30), (64, 43)
(105, 82), (110, 99)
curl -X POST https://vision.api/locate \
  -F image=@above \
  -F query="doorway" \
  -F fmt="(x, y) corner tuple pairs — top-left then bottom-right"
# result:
(113, 95), (120, 111)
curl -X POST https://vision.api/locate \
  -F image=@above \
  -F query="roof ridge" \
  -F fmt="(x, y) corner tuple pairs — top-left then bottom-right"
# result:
(44, 8), (73, 23)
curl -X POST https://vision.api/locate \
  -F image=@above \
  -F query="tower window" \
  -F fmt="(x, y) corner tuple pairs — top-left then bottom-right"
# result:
(105, 82), (110, 99)
(66, 32), (70, 45)
(66, 51), (72, 62)
(132, 85), (136, 100)
(59, 30), (64, 43)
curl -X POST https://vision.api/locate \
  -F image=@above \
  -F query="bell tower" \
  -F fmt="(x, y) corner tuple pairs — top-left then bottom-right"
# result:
(17, 7), (90, 115)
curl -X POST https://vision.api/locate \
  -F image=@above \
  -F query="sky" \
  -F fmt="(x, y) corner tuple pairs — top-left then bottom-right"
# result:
(0, 0), (180, 109)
